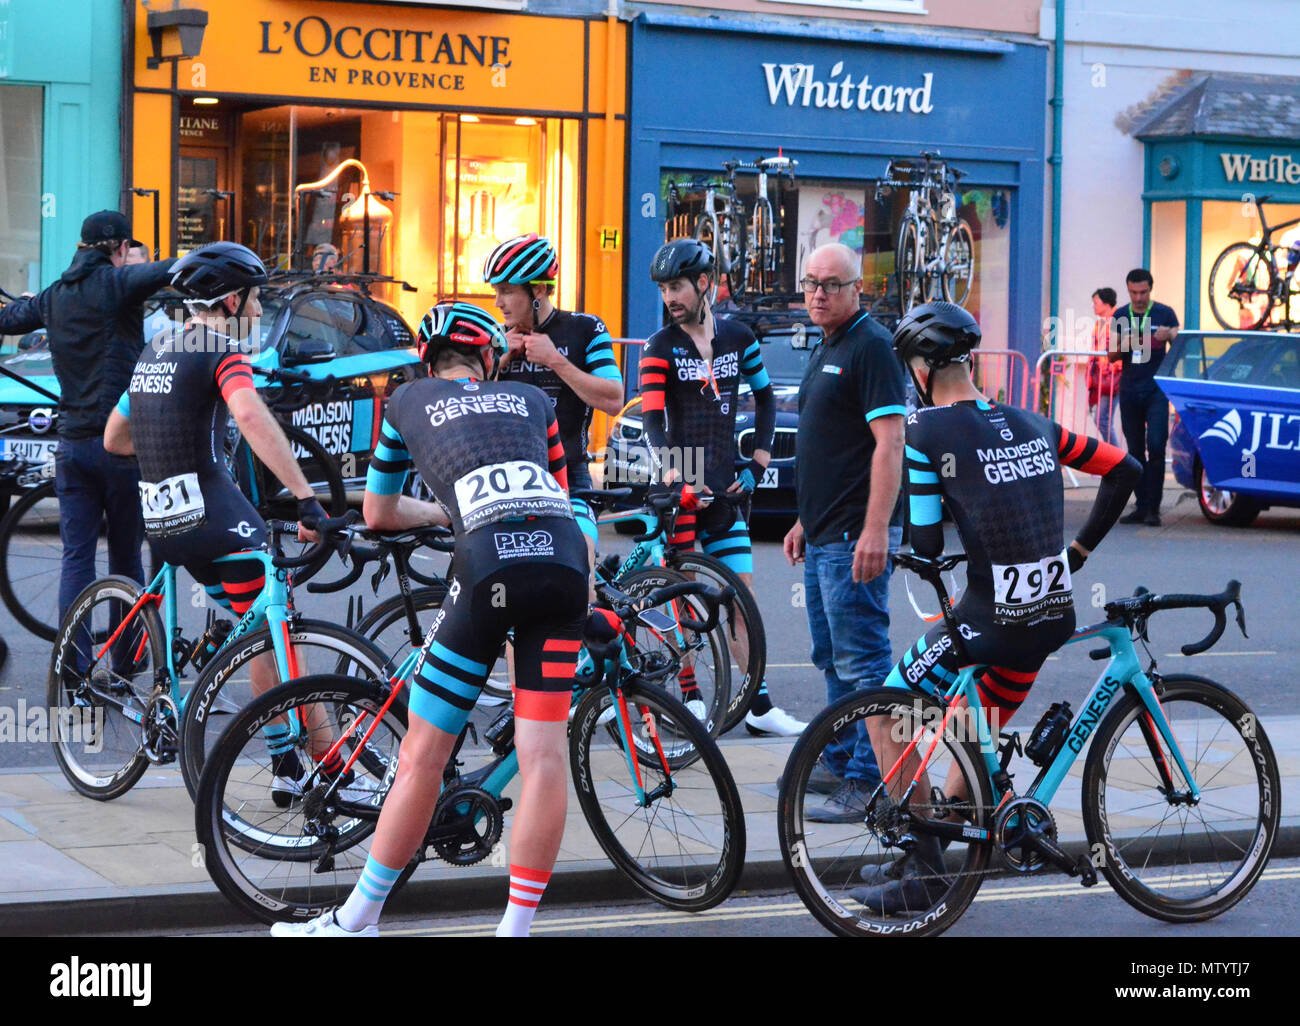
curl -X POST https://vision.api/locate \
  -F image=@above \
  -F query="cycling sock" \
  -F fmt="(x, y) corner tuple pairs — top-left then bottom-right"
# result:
(678, 665), (700, 700)
(336, 854), (404, 931)
(749, 679), (773, 716)
(497, 864), (551, 937)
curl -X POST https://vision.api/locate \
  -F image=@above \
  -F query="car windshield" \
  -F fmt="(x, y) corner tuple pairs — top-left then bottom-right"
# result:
(256, 295), (285, 352)
(758, 339), (811, 384)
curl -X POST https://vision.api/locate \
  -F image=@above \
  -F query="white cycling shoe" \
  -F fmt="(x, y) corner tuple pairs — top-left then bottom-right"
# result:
(744, 706), (808, 737)
(270, 910), (378, 937)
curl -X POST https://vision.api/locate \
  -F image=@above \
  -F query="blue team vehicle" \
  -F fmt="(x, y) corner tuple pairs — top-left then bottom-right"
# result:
(1158, 330), (1300, 526)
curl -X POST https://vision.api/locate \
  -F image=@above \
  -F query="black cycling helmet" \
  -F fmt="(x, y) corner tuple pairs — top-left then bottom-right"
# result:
(893, 302), (981, 406)
(650, 238), (714, 285)
(170, 242), (268, 306)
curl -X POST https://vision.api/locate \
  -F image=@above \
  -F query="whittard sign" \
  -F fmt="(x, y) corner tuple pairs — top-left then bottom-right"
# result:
(762, 61), (935, 113)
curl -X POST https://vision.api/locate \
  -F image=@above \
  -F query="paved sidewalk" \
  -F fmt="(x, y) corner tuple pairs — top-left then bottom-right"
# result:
(3, 715), (1298, 935)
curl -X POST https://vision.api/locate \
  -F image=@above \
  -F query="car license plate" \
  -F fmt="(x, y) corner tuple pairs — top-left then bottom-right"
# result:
(0, 438), (59, 464)
(758, 467), (779, 488)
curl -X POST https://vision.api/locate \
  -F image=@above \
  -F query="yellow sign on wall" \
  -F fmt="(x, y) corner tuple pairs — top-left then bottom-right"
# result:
(138, 0), (592, 114)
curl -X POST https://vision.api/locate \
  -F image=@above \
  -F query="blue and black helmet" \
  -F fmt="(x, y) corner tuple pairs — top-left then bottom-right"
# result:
(417, 301), (510, 371)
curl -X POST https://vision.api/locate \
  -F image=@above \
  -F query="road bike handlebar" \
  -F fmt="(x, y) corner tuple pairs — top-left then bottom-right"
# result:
(1101, 580), (1246, 657)
(599, 579), (735, 638)
(305, 524), (455, 593)
(267, 510), (361, 569)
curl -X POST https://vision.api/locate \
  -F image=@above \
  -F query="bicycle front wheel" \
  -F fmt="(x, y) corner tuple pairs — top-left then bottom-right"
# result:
(569, 678), (745, 911)
(616, 566), (730, 737)
(46, 575), (165, 800)
(940, 220), (974, 307)
(179, 620), (395, 799)
(194, 673), (410, 925)
(663, 550), (766, 736)
(777, 688), (993, 937)
(1082, 674), (1280, 923)
(1207, 242), (1274, 331)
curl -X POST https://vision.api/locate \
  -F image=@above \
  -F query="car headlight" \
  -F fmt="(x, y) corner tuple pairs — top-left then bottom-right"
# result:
(619, 418), (644, 441)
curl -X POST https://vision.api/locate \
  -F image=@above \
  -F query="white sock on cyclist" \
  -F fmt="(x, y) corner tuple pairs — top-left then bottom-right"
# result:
(336, 854), (403, 932)
(496, 864), (551, 937)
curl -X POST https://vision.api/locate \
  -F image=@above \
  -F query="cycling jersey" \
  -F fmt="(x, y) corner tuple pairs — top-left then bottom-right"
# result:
(498, 309), (621, 477)
(116, 323), (268, 608)
(364, 375), (588, 737)
(367, 377), (575, 534)
(639, 317), (775, 494)
(893, 399), (1140, 722)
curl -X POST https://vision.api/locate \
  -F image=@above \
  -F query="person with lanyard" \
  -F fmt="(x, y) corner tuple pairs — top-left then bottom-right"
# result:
(1107, 268), (1178, 527)
(782, 243), (905, 821)
(484, 234), (623, 567)
(641, 238), (805, 736)
(272, 302), (589, 938)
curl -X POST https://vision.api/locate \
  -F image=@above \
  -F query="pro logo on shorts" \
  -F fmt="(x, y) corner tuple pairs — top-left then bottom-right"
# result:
(493, 529), (555, 559)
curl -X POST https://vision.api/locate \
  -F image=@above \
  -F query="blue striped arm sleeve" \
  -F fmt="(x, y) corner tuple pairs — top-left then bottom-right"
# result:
(740, 340), (771, 391)
(115, 391), (130, 418)
(905, 444), (943, 527)
(585, 331), (622, 382)
(365, 418), (412, 496)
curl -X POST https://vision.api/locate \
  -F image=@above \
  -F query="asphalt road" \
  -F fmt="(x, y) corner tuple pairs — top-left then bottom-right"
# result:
(108, 856), (1300, 938)
(1, 482), (1296, 771)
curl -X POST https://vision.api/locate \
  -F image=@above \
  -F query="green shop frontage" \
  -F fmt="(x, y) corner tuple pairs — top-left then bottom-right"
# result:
(1135, 73), (1300, 331)
(0, 0), (123, 311)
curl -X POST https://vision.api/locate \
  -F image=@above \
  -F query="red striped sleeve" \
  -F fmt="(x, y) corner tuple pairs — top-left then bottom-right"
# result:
(215, 353), (255, 403)
(639, 355), (668, 413)
(1058, 426), (1126, 476)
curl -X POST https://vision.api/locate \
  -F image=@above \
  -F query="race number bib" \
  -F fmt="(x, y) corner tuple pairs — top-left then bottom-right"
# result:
(139, 472), (205, 536)
(992, 549), (1071, 620)
(453, 460), (571, 531)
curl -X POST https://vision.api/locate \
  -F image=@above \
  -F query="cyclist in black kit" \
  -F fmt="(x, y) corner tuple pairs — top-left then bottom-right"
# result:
(851, 302), (1140, 914)
(641, 238), (803, 735)
(104, 240), (324, 615)
(273, 302), (589, 939)
(485, 233), (623, 555)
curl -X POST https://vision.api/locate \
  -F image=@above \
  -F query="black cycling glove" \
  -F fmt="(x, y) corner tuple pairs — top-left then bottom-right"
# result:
(1067, 545), (1086, 574)
(297, 495), (328, 531)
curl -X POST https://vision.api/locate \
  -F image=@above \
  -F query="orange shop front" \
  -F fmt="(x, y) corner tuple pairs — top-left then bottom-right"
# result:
(125, 0), (627, 334)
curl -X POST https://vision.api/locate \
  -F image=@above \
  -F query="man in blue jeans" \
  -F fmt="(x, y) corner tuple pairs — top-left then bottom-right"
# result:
(0, 211), (175, 620)
(783, 243), (906, 822)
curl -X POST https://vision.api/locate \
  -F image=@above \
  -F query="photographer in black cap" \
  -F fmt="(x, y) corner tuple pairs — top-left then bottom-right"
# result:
(0, 210), (176, 624)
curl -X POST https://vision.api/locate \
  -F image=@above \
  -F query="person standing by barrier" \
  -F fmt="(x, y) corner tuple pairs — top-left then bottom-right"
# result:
(1109, 269), (1178, 527)
(782, 243), (905, 820)
(0, 210), (175, 621)
(1086, 287), (1121, 444)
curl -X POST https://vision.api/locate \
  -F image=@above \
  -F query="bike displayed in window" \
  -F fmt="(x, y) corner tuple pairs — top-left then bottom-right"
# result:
(1207, 195), (1300, 331)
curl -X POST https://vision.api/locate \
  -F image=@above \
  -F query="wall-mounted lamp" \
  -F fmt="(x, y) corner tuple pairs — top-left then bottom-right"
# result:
(144, 2), (209, 70)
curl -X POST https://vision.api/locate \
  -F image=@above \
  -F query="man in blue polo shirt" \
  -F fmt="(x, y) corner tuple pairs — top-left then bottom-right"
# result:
(783, 243), (906, 822)
(1108, 268), (1178, 527)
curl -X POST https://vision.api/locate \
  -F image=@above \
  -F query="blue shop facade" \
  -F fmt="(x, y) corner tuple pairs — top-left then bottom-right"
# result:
(625, 14), (1048, 362)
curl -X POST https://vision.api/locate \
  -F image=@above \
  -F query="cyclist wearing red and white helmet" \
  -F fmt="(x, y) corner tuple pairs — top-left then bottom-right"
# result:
(484, 234), (623, 552)
(273, 302), (588, 939)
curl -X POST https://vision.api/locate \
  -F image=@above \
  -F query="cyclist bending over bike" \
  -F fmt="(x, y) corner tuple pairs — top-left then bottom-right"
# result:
(273, 302), (589, 938)
(103, 243), (332, 774)
(641, 238), (804, 735)
(853, 302), (1140, 914)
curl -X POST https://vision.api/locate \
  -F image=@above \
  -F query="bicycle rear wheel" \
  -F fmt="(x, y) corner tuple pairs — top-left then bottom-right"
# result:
(895, 217), (924, 314)
(777, 688), (993, 937)
(194, 673), (410, 925)
(1082, 674), (1280, 922)
(1207, 242), (1274, 331)
(569, 678), (745, 911)
(46, 575), (164, 800)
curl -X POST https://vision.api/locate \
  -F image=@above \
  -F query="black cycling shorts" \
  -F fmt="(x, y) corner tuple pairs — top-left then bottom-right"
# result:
(409, 516), (589, 736)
